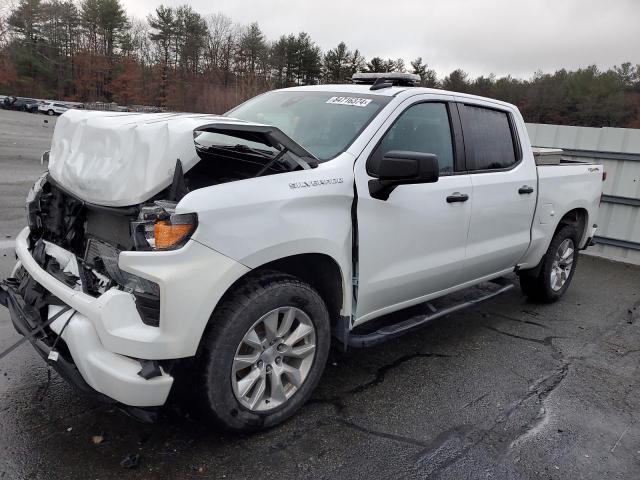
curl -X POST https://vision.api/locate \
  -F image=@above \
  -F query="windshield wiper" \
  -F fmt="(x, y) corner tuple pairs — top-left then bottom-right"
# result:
(197, 141), (311, 176)
(200, 143), (275, 159)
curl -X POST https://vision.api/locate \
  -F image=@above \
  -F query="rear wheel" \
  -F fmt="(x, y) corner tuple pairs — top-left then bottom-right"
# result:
(47, 109), (55, 116)
(198, 271), (330, 431)
(519, 225), (579, 302)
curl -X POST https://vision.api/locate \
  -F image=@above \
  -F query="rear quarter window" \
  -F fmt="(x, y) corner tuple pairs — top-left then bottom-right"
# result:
(459, 105), (518, 171)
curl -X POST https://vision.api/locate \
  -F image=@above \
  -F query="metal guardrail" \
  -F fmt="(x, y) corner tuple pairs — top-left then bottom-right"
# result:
(600, 195), (640, 207)
(593, 236), (640, 251)
(560, 149), (640, 163)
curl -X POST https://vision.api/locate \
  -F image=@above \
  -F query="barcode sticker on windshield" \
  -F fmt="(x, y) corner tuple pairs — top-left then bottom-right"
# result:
(326, 96), (372, 107)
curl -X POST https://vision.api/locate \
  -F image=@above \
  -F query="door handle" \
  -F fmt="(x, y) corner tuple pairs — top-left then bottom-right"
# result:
(518, 185), (534, 194)
(446, 192), (469, 203)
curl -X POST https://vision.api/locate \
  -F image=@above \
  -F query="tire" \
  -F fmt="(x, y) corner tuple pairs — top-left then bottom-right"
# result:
(198, 271), (330, 432)
(519, 225), (579, 303)
(47, 109), (55, 116)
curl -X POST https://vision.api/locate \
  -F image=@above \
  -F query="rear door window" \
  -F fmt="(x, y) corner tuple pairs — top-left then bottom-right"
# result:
(459, 105), (518, 171)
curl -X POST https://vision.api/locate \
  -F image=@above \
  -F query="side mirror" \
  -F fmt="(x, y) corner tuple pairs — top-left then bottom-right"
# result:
(369, 150), (439, 200)
(40, 150), (50, 165)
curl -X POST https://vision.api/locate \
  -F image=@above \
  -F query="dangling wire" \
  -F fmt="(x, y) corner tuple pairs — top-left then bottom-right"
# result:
(0, 304), (71, 361)
(38, 310), (77, 402)
(49, 310), (76, 355)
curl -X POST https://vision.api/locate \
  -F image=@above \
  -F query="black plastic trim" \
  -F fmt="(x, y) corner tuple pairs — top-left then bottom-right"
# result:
(346, 278), (514, 348)
(449, 102), (467, 172)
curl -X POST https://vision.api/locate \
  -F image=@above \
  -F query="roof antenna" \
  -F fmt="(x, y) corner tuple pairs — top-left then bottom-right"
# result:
(370, 77), (393, 91)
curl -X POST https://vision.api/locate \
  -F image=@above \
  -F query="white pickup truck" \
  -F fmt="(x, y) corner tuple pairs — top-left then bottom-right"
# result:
(1, 73), (603, 431)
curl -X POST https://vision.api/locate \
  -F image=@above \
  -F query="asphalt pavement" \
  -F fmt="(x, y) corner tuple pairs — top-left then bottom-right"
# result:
(0, 109), (639, 479)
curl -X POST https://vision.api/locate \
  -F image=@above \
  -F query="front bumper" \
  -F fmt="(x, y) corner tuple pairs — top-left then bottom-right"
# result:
(12, 227), (249, 359)
(1, 278), (173, 407)
(3, 226), (249, 406)
(1, 284), (169, 405)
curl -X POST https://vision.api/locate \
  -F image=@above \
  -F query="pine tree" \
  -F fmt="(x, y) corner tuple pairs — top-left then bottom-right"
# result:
(410, 57), (438, 87)
(323, 41), (350, 83)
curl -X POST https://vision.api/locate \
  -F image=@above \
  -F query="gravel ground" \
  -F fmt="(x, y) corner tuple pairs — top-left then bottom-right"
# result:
(0, 109), (639, 479)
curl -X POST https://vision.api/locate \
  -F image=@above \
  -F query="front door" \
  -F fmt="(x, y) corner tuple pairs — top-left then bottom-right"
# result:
(354, 96), (472, 324)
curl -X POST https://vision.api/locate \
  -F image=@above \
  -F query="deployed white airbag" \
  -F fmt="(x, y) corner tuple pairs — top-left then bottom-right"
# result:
(48, 110), (257, 206)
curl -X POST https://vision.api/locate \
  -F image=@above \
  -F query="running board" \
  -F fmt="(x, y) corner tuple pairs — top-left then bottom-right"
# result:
(346, 277), (514, 348)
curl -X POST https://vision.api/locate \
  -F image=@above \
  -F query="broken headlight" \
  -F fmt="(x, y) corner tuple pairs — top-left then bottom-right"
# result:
(25, 171), (49, 231)
(84, 237), (160, 296)
(132, 201), (198, 251)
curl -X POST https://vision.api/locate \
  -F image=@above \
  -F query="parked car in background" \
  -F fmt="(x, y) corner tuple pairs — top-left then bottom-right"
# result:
(39, 102), (69, 116)
(4, 97), (39, 112)
(25, 100), (42, 113)
(1, 96), (13, 108)
(64, 101), (85, 110)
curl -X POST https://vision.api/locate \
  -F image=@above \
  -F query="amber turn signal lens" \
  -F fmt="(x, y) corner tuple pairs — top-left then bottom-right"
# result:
(154, 220), (192, 250)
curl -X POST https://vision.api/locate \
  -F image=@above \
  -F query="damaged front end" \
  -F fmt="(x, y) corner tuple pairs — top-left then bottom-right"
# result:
(22, 175), (171, 326)
(0, 175), (177, 403)
(9, 117), (316, 328)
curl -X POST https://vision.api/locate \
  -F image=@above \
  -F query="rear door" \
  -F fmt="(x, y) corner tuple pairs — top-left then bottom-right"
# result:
(354, 94), (472, 324)
(455, 100), (537, 282)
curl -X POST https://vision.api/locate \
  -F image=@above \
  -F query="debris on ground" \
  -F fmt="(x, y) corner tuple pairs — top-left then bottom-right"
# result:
(120, 453), (141, 469)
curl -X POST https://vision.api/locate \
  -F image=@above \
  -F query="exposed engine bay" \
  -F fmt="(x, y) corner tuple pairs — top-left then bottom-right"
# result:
(23, 118), (317, 329)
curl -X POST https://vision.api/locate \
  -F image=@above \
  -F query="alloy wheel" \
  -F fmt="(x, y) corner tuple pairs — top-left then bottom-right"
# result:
(550, 238), (574, 292)
(231, 306), (316, 412)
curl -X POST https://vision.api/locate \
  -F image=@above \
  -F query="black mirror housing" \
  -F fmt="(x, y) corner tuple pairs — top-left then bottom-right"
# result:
(369, 151), (439, 200)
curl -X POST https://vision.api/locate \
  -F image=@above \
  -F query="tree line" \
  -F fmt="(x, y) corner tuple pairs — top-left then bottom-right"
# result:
(1, 0), (639, 127)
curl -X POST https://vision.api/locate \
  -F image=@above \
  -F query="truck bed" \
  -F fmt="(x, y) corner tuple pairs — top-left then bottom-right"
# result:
(532, 147), (596, 166)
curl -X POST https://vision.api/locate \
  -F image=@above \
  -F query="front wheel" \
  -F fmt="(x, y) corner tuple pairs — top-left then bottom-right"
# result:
(519, 225), (579, 302)
(47, 109), (55, 116)
(198, 271), (330, 431)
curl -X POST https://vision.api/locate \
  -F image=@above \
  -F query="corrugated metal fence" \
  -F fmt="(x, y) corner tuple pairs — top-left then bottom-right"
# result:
(526, 123), (640, 265)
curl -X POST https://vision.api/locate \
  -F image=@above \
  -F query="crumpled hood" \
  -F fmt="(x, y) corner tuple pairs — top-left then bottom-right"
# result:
(48, 110), (265, 206)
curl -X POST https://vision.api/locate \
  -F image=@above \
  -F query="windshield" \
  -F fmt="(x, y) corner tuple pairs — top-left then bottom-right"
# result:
(225, 91), (391, 161)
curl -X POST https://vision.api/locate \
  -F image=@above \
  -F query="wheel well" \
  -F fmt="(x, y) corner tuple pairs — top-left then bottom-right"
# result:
(217, 254), (344, 326)
(557, 208), (588, 243)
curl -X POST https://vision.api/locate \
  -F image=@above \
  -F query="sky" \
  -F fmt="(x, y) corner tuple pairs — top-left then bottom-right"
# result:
(121, 0), (640, 79)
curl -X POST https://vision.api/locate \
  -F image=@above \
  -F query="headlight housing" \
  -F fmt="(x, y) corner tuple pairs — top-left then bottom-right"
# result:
(153, 213), (198, 250)
(132, 201), (197, 251)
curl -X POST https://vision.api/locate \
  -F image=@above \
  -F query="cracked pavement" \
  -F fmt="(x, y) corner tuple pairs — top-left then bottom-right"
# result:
(1, 110), (640, 479)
